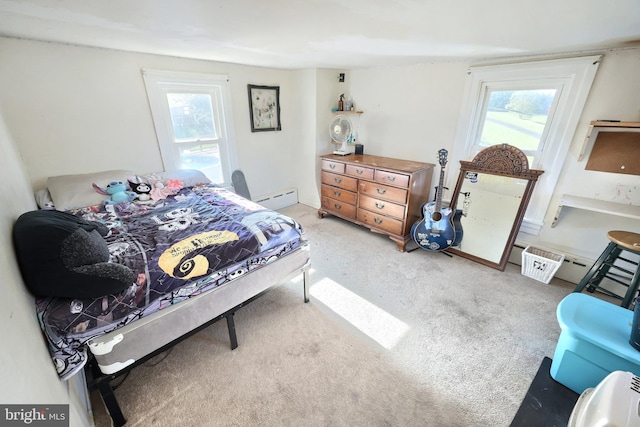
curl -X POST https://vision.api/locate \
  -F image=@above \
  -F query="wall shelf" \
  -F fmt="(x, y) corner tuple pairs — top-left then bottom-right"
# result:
(332, 110), (363, 114)
(590, 121), (640, 127)
(579, 120), (640, 161)
(552, 194), (640, 227)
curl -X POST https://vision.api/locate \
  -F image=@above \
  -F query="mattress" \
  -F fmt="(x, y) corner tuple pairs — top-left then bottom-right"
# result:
(36, 183), (307, 380)
(89, 241), (310, 374)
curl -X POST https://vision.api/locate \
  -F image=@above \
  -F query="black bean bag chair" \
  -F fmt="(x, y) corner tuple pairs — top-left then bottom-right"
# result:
(13, 210), (135, 299)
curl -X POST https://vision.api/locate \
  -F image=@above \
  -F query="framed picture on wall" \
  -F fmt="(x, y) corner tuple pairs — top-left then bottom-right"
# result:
(247, 84), (281, 132)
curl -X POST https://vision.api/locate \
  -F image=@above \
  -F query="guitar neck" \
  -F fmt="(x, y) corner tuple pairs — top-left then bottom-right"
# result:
(435, 167), (445, 210)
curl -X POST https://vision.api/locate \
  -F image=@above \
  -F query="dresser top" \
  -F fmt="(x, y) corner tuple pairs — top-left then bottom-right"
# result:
(321, 153), (434, 173)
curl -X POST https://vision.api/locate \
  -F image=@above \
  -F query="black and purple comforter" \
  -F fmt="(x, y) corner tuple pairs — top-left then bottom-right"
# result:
(37, 184), (305, 380)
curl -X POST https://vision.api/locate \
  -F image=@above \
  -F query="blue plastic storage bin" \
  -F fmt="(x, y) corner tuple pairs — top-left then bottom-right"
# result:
(550, 293), (640, 394)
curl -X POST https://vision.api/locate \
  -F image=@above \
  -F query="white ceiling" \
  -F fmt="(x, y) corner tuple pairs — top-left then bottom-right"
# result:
(1, 0), (639, 69)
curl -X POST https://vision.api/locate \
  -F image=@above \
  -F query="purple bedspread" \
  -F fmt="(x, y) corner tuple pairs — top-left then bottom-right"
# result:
(37, 184), (304, 380)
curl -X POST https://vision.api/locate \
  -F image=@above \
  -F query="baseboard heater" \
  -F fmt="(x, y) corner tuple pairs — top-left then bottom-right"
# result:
(254, 187), (298, 210)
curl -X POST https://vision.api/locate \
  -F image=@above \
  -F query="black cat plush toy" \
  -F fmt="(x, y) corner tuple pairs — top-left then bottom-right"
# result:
(128, 180), (152, 201)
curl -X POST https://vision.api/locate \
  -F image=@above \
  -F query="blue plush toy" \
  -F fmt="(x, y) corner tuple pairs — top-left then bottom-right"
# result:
(92, 181), (137, 205)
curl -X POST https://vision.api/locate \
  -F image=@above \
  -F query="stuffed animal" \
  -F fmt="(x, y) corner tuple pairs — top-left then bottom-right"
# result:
(13, 210), (136, 298)
(149, 181), (169, 201)
(146, 176), (185, 201)
(128, 180), (152, 201)
(92, 181), (137, 205)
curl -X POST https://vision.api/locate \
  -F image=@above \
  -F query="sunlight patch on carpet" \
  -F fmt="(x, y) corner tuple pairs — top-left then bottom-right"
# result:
(310, 277), (409, 349)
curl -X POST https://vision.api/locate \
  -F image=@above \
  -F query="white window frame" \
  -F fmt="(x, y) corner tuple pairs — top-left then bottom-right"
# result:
(450, 56), (601, 235)
(142, 69), (238, 189)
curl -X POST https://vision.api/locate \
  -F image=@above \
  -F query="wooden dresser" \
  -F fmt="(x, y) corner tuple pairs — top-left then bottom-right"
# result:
(318, 153), (434, 251)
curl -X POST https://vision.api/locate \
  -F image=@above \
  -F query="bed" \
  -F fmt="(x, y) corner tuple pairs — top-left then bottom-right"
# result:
(26, 169), (310, 426)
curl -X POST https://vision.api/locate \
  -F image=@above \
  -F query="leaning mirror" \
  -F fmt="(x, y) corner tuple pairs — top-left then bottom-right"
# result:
(446, 144), (543, 271)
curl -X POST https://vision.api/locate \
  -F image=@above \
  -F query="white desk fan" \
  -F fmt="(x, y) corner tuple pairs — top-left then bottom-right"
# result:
(330, 115), (354, 155)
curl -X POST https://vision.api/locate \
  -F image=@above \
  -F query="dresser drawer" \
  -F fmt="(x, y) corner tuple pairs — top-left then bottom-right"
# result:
(374, 170), (410, 188)
(358, 195), (406, 220)
(321, 171), (358, 192)
(322, 196), (357, 219)
(358, 180), (407, 204)
(321, 184), (357, 205)
(321, 159), (345, 174)
(345, 164), (374, 180)
(357, 208), (403, 235)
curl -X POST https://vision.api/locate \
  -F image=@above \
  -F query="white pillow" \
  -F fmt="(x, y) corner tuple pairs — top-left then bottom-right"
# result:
(34, 188), (55, 209)
(47, 170), (135, 211)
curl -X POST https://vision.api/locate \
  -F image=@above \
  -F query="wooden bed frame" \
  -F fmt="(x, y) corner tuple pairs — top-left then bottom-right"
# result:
(85, 242), (310, 426)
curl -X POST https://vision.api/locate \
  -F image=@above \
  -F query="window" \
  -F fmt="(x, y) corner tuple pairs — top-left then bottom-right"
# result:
(474, 87), (558, 168)
(142, 70), (238, 188)
(451, 56), (601, 234)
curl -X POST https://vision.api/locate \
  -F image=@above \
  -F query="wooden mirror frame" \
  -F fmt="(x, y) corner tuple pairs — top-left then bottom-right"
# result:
(446, 144), (544, 271)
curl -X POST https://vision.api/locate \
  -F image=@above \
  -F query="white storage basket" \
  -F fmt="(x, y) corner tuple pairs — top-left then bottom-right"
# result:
(521, 245), (565, 284)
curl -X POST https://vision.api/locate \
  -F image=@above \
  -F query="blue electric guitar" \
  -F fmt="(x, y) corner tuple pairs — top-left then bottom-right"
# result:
(411, 149), (456, 251)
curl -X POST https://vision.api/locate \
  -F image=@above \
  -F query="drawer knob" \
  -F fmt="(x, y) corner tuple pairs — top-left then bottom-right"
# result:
(375, 201), (385, 209)
(386, 176), (396, 182)
(334, 203), (342, 210)
(356, 169), (363, 174)
(334, 190), (341, 197)
(376, 188), (386, 194)
(334, 178), (342, 184)
(374, 217), (383, 224)
(330, 164), (336, 169)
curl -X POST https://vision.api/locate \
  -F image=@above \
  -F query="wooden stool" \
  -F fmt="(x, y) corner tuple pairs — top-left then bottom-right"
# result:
(573, 231), (640, 309)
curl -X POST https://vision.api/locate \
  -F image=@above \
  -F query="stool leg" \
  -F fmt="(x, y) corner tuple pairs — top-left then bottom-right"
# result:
(589, 246), (624, 292)
(622, 267), (640, 309)
(574, 242), (618, 294)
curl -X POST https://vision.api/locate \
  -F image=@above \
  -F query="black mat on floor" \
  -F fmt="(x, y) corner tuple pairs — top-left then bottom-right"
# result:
(510, 356), (579, 427)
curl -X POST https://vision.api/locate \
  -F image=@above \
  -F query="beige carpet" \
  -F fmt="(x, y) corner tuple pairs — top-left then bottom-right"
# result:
(91, 203), (594, 426)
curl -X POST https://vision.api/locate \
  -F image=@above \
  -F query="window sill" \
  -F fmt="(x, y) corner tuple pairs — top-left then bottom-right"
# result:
(520, 218), (543, 235)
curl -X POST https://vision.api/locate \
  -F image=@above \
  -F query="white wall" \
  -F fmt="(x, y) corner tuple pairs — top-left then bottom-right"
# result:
(0, 38), (302, 199)
(290, 68), (320, 208)
(0, 110), (88, 425)
(349, 62), (468, 164)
